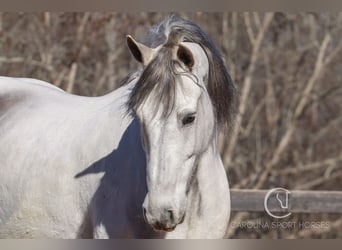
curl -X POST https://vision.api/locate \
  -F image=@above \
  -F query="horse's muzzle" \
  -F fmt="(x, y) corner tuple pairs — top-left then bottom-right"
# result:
(142, 206), (186, 232)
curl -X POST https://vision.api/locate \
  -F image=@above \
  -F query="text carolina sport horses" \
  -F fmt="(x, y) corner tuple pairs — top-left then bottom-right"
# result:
(0, 16), (236, 238)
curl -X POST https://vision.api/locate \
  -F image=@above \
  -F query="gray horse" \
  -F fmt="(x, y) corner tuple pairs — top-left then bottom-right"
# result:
(0, 16), (236, 238)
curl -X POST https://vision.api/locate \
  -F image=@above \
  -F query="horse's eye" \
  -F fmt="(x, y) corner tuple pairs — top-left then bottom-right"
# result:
(182, 115), (196, 126)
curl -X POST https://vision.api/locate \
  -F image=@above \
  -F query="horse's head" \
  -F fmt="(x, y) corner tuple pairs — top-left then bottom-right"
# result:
(126, 16), (236, 232)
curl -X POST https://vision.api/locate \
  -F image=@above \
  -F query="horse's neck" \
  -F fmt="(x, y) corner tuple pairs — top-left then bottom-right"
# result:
(186, 132), (231, 238)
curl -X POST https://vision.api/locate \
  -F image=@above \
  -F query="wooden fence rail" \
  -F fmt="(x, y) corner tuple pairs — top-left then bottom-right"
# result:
(230, 189), (342, 213)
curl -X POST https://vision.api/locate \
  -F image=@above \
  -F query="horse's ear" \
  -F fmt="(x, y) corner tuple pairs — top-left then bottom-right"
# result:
(126, 35), (155, 66)
(177, 44), (194, 70)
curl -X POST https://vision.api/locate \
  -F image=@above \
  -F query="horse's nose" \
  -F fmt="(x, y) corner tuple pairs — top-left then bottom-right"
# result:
(143, 206), (185, 232)
(152, 207), (179, 232)
(143, 194), (186, 232)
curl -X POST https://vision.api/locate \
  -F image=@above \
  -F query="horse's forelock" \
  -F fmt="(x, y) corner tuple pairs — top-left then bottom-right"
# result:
(128, 47), (178, 119)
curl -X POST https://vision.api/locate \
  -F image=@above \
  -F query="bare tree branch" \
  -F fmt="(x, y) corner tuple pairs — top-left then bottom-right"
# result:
(224, 12), (274, 169)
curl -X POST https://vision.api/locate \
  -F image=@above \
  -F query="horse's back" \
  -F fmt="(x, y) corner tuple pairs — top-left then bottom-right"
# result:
(6, 77), (64, 91)
(0, 76), (64, 95)
(0, 77), (64, 115)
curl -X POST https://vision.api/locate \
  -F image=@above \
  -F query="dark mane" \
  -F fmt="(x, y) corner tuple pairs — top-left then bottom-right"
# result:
(127, 15), (237, 128)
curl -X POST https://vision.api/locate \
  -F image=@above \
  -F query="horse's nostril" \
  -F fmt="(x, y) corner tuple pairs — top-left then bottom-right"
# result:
(167, 209), (174, 222)
(142, 207), (147, 222)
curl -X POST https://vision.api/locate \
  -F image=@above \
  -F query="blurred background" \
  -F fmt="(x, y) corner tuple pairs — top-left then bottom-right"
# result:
(0, 12), (341, 238)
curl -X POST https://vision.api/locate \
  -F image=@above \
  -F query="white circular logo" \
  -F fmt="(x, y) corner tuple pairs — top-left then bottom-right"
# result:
(264, 188), (292, 219)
